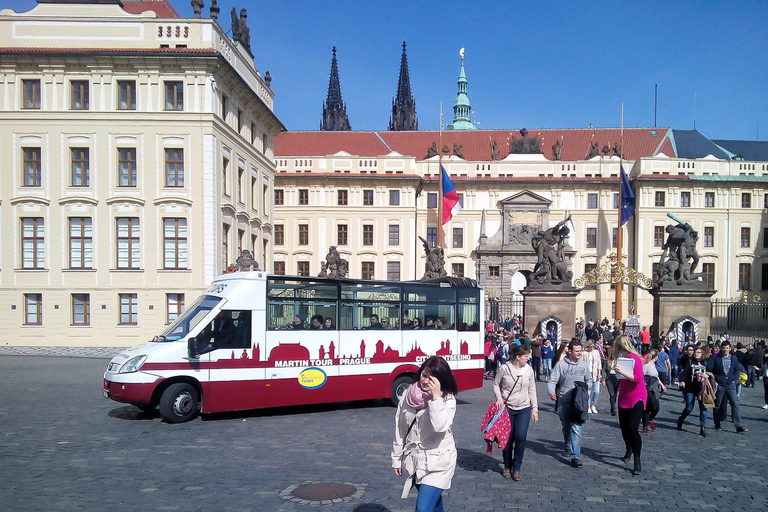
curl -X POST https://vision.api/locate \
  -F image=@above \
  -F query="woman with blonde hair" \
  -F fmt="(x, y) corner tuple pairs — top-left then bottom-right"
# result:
(610, 334), (647, 475)
(583, 340), (602, 414)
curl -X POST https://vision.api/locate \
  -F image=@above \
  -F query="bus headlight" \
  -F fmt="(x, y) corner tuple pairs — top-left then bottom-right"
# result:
(119, 355), (147, 374)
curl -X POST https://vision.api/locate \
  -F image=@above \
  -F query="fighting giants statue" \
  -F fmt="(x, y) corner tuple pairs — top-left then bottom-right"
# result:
(319, 246), (349, 279)
(530, 215), (574, 285)
(656, 213), (704, 285)
(419, 236), (447, 280)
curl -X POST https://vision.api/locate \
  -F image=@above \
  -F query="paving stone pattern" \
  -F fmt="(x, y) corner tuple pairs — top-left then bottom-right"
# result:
(0, 353), (766, 512)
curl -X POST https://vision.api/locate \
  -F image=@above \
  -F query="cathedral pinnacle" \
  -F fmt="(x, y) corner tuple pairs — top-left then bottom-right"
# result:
(321, 46), (351, 131)
(388, 41), (418, 131)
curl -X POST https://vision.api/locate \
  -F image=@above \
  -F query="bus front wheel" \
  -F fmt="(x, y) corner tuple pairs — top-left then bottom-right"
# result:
(391, 375), (413, 406)
(159, 383), (199, 423)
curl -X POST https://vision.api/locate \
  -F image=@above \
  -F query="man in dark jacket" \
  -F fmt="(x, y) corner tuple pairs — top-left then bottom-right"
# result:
(706, 341), (748, 432)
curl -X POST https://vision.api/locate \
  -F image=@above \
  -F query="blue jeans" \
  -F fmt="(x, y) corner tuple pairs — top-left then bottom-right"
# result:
(680, 392), (707, 427)
(714, 384), (743, 429)
(542, 358), (552, 378)
(415, 484), (444, 512)
(589, 380), (600, 406)
(557, 401), (582, 460)
(503, 407), (532, 472)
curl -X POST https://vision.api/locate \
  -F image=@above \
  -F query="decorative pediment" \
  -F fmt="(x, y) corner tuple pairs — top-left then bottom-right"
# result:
(497, 190), (552, 210)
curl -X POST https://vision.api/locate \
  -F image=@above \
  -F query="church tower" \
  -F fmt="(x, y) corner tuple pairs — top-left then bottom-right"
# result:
(388, 41), (418, 131)
(449, 49), (475, 131)
(320, 46), (351, 131)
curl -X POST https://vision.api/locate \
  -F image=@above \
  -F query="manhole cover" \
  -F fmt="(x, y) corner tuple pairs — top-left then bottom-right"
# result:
(292, 482), (357, 500)
(280, 481), (366, 505)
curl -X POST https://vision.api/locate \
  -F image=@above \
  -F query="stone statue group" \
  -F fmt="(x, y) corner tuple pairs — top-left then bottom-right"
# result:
(530, 215), (573, 285)
(656, 213), (704, 285)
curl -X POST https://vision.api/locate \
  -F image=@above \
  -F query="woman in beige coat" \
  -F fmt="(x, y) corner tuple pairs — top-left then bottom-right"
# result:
(392, 356), (458, 512)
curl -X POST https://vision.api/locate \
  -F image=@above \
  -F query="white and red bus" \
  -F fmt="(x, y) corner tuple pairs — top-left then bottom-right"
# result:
(103, 272), (485, 422)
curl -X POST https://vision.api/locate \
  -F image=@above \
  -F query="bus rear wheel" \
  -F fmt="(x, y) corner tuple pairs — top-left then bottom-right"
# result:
(159, 383), (199, 423)
(391, 375), (413, 406)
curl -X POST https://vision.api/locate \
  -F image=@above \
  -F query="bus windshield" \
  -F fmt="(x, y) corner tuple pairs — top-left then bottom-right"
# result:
(156, 295), (224, 341)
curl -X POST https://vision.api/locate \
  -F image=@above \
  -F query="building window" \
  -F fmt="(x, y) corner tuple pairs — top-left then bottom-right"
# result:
(764, 227), (768, 249)
(297, 261), (309, 276)
(70, 148), (89, 187)
(654, 226), (665, 247)
(654, 191), (665, 207)
(453, 227), (464, 248)
(163, 218), (188, 269)
(427, 193), (438, 208)
(164, 81), (183, 110)
(24, 293), (42, 325)
(764, 193), (768, 210)
(613, 193), (619, 209)
(389, 190), (400, 206)
(274, 224), (284, 245)
(741, 227), (751, 248)
(116, 218), (140, 269)
(221, 94), (228, 120)
(166, 293), (184, 324)
(72, 294), (90, 325)
(587, 193), (598, 209)
(452, 263), (465, 277)
(298, 224), (309, 245)
(489, 266), (500, 277)
(363, 225), (374, 246)
(164, 149), (184, 187)
(273, 261), (285, 275)
(237, 168), (245, 203)
(23, 147), (41, 187)
(586, 227), (597, 248)
(338, 190), (348, 205)
(337, 225), (348, 245)
(70, 80), (89, 110)
(117, 80), (136, 110)
(742, 193), (751, 209)
(69, 217), (93, 269)
(251, 177), (258, 210)
(704, 226), (714, 247)
(611, 227), (618, 248)
(118, 148), (137, 187)
(738, 263), (751, 290)
(22, 79), (41, 109)
(237, 228), (244, 255)
(427, 227), (437, 247)
(237, 109), (243, 133)
(363, 189), (374, 206)
(21, 217), (45, 269)
(585, 263), (597, 275)
(274, 189), (284, 205)
(221, 157), (229, 195)
(119, 293), (138, 325)
(222, 224), (229, 268)
(680, 191), (691, 207)
(762, 263), (768, 291)
(361, 262), (375, 280)
(298, 189), (309, 205)
(387, 261), (400, 281)
(389, 225), (399, 245)
(458, 193), (464, 208)
(704, 192), (715, 208)
(702, 262), (715, 289)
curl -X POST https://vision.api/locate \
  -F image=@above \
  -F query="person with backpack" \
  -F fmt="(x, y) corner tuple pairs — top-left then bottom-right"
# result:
(547, 339), (592, 468)
(497, 337), (509, 368)
(610, 335), (647, 476)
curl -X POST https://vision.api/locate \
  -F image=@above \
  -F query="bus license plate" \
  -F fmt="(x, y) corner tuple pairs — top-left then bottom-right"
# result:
(102, 389), (108, 399)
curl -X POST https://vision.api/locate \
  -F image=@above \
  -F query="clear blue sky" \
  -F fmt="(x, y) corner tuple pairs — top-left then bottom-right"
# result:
(11, 0), (768, 140)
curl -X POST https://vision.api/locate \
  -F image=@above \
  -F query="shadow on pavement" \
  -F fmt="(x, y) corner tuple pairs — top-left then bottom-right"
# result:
(456, 447), (502, 473)
(108, 405), (158, 421)
(353, 504), (391, 512)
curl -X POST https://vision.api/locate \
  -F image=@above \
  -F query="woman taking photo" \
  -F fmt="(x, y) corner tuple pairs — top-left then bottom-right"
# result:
(392, 356), (458, 512)
(492, 345), (539, 482)
(610, 334), (647, 475)
(676, 346), (709, 435)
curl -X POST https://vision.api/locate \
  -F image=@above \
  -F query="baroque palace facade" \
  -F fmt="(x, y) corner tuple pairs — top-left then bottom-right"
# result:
(0, 0), (283, 345)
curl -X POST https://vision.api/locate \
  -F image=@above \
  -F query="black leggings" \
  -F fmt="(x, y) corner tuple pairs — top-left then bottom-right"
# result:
(618, 401), (644, 457)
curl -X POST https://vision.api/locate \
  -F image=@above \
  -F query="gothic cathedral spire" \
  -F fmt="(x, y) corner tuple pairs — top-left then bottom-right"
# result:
(388, 41), (418, 131)
(320, 46), (351, 131)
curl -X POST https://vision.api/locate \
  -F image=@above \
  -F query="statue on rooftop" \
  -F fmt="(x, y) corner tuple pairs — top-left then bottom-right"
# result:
(425, 142), (438, 159)
(191, 0), (203, 17)
(453, 143), (465, 159)
(585, 141), (599, 159)
(612, 142), (622, 158)
(490, 140), (500, 160)
(509, 128), (542, 154)
(552, 139), (563, 161)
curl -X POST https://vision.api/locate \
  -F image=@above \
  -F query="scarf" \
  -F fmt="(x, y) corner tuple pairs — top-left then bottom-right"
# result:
(405, 382), (432, 410)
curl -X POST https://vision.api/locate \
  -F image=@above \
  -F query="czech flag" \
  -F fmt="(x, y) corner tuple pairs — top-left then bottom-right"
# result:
(441, 165), (462, 225)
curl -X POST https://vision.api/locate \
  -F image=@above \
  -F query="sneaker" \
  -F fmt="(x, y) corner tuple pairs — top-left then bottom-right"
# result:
(736, 427), (749, 433)
(641, 427), (649, 435)
(649, 420), (657, 431)
(592, 405), (598, 414)
(761, 404), (768, 409)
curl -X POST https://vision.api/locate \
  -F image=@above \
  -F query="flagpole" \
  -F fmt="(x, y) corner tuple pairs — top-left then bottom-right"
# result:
(615, 104), (624, 322)
(438, 102), (444, 248)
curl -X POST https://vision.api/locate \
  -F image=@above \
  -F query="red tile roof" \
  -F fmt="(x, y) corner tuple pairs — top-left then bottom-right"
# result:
(656, 137), (676, 157)
(275, 128), (673, 161)
(121, 0), (180, 19)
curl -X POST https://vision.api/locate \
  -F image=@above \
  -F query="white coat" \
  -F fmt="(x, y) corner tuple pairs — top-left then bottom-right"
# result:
(391, 393), (457, 498)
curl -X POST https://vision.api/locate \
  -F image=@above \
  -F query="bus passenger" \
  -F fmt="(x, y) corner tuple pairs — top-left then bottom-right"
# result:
(366, 314), (382, 330)
(425, 317), (437, 329)
(323, 318), (335, 330)
(402, 315), (413, 330)
(411, 318), (422, 330)
(381, 319), (393, 329)
(310, 314), (324, 330)
(292, 314), (306, 330)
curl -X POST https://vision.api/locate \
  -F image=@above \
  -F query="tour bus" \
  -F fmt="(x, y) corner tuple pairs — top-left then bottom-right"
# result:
(103, 272), (485, 422)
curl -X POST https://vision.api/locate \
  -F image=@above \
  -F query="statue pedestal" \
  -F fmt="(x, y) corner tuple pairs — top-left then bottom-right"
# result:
(522, 285), (580, 346)
(650, 282), (716, 342)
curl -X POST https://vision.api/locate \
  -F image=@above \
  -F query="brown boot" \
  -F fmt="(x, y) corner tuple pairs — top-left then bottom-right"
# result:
(700, 427), (708, 437)
(512, 471), (522, 481)
(502, 469), (511, 479)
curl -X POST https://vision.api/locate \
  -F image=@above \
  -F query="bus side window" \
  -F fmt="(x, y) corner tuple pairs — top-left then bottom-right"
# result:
(202, 310), (251, 349)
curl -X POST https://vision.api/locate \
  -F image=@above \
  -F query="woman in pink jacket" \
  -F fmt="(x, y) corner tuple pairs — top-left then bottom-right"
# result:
(610, 334), (647, 475)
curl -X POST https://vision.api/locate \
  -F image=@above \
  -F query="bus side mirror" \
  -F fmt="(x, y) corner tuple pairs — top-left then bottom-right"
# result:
(188, 337), (200, 359)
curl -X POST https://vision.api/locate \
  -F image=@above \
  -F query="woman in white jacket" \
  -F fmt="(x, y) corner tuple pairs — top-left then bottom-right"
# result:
(392, 356), (458, 512)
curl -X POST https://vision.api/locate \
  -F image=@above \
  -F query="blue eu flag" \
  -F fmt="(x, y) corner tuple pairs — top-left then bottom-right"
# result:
(620, 165), (635, 226)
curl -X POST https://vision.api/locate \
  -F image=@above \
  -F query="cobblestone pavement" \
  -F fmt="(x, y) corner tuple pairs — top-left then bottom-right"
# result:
(1, 354), (767, 512)
(0, 346), (126, 358)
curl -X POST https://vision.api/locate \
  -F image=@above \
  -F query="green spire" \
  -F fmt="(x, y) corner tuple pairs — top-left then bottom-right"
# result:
(451, 52), (474, 131)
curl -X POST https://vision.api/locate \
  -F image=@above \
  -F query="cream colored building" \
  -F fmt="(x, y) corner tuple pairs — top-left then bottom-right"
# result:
(0, 0), (283, 346)
(273, 129), (768, 329)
